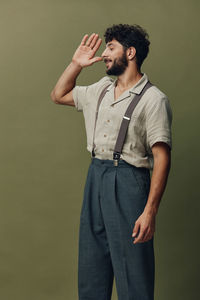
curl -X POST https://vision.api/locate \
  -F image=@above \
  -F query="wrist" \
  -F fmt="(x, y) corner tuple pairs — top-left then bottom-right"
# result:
(71, 59), (83, 70)
(144, 204), (158, 216)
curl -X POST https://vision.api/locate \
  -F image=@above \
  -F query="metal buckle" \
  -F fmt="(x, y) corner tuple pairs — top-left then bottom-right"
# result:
(113, 152), (120, 166)
(113, 159), (119, 166)
(123, 115), (130, 120)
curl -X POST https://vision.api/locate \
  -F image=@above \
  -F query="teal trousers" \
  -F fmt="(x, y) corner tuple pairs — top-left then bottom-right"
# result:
(78, 157), (155, 300)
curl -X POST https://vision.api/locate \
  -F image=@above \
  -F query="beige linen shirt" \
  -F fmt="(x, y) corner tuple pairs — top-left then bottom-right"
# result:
(72, 72), (172, 170)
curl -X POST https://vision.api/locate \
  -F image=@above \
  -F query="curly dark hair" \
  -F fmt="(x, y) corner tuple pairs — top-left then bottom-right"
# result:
(104, 23), (150, 71)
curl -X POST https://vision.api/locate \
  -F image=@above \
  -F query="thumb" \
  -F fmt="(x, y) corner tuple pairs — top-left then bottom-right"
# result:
(90, 56), (103, 64)
(132, 221), (140, 237)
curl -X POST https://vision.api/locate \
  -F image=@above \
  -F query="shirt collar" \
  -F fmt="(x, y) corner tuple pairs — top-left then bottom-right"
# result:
(106, 72), (149, 95)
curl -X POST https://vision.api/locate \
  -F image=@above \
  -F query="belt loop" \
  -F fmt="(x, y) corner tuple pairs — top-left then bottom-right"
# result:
(92, 149), (95, 157)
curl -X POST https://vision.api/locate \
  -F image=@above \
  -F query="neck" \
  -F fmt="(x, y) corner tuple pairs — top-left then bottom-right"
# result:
(116, 69), (143, 90)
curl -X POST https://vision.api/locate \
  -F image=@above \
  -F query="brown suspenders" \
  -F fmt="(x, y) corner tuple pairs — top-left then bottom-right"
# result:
(92, 80), (154, 166)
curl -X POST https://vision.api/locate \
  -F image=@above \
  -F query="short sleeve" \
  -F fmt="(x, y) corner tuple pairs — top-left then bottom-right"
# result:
(146, 96), (173, 150)
(72, 76), (112, 112)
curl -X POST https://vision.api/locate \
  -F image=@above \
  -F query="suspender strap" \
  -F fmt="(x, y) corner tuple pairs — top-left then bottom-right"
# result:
(92, 84), (111, 157)
(113, 80), (153, 166)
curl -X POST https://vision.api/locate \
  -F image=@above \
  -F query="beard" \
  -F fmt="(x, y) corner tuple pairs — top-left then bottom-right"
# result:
(106, 51), (128, 76)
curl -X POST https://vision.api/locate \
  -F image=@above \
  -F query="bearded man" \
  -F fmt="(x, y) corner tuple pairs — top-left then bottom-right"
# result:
(51, 23), (173, 300)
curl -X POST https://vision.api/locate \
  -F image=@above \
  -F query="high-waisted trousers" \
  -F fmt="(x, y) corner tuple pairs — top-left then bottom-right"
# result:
(78, 157), (155, 300)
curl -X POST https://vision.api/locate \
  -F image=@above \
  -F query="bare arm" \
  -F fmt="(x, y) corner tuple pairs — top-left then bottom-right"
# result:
(50, 33), (103, 106)
(144, 142), (171, 213)
(50, 61), (82, 106)
(132, 142), (171, 243)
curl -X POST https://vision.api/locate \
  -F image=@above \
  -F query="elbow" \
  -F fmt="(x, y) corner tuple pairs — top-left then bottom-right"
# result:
(50, 90), (59, 104)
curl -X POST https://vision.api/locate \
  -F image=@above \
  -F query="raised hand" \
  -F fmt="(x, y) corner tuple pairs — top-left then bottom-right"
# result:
(72, 33), (103, 68)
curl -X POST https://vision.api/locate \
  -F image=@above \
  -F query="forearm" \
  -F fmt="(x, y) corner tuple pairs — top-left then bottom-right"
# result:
(144, 149), (171, 216)
(51, 60), (82, 99)
(51, 33), (102, 101)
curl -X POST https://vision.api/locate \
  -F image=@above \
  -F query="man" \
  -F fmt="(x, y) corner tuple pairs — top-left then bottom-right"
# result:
(50, 24), (172, 300)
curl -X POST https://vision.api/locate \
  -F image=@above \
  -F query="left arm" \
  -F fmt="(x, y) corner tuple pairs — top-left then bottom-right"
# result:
(132, 141), (171, 244)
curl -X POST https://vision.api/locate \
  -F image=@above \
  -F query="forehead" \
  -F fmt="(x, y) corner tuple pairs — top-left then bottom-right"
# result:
(106, 39), (122, 47)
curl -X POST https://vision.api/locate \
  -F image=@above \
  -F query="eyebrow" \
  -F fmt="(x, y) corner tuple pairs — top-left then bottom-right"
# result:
(106, 42), (115, 47)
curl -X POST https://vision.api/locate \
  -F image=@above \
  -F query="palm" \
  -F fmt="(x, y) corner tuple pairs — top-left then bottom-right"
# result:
(72, 33), (103, 67)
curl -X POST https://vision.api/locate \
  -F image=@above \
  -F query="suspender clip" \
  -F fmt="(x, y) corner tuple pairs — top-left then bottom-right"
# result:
(113, 152), (121, 166)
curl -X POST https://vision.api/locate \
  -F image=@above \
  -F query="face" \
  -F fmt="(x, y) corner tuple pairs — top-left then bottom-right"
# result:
(101, 39), (128, 76)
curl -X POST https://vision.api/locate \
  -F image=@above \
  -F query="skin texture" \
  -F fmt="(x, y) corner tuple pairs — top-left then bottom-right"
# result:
(72, 33), (103, 67)
(51, 33), (172, 243)
(132, 142), (171, 244)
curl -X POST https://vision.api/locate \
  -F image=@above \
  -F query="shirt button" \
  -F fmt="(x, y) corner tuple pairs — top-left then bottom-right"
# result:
(104, 134), (107, 137)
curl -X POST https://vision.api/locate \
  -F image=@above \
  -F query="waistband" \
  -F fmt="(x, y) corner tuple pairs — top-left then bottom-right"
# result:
(91, 157), (149, 174)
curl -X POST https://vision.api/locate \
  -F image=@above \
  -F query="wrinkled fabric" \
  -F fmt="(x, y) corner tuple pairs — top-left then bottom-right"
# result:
(78, 157), (155, 300)
(72, 73), (173, 170)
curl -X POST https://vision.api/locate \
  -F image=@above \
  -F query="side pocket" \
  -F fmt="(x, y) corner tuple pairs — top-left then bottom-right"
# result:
(130, 167), (150, 198)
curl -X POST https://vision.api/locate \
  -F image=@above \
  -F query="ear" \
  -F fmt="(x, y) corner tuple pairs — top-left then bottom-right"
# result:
(127, 46), (136, 60)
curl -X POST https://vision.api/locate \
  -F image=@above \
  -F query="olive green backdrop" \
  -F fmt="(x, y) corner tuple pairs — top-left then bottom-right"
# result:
(0, 0), (199, 299)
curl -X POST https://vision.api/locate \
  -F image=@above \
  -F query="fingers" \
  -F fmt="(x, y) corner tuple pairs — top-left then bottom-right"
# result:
(89, 34), (99, 48)
(133, 225), (154, 243)
(92, 37), (102, 52)
(132, 220), (149, 244)
(80, 34), (89, 46)
(85, 33), (96, 47)
(142, 227), (151, 242)
(80, 33), (95, 46)
(80, 33), (102, 51)
(89, 34), (102, 52)
(133, 227), (146, 244)
(132, 221), (140, 239)
(132, 213), (156, 244)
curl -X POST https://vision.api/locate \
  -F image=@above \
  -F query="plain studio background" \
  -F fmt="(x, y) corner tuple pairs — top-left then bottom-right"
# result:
(0, 0), (199, 299)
